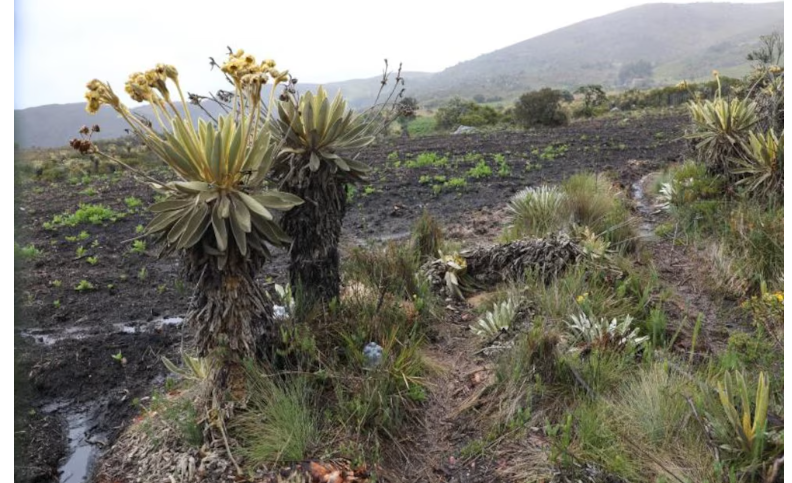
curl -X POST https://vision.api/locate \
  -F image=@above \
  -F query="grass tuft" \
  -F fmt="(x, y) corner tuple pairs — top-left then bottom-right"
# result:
(234, 370), (318, 465)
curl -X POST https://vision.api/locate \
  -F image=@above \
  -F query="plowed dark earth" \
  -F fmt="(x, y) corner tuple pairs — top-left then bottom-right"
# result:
(14, 112), (687, 483)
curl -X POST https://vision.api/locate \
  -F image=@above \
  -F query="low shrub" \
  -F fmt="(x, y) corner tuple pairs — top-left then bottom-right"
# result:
(513, 88), (569, 128)
(435, 98), (501, 130)
(506, 185), (570, 239)
(562, 173), (637, 251)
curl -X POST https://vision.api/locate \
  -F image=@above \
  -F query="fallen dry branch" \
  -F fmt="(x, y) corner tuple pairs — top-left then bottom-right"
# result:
(421, 233), (584, 298)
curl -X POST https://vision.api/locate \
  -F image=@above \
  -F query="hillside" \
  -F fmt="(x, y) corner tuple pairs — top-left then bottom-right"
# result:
(414, 2), (782, 103)
(14, 2), (782, 148)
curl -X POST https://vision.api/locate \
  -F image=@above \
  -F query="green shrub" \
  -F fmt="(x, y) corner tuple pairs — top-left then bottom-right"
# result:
(435, 98), (501, 129)
(124, 196), (143, 209)
(467, 160), (492, 179)
(45, 203), (121, 229)
(407, 116), (437, 136)
(405, 152), (448, 169)
(14, 243), (41, 260)
(130, 240), (147, 254)
(346, 185), (357, 203)
(513, 88), (569, 128)
(669, 160), (724, 204)
(721, 331), (778, 369)
(612, 77), (744, 111)
(493, 154), (510, 176)
(74, 280), (94, 291)
(537, 144), (569, 161)
(574, 85), (607, 118)
(443, 177), (467, 190)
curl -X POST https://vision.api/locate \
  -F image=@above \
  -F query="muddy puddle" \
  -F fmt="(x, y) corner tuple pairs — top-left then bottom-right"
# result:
(59, 410), (98, 483)
(18, 315), (185, 483)
(21, 315), (184, 346)
(632, 173), (661, 242)
(38, 400), (104, 483)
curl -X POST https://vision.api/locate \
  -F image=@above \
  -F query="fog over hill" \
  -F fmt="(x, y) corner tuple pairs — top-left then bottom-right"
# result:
(15, 2), (782, 148)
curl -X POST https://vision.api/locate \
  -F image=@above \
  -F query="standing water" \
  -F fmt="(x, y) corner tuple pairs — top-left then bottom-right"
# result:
(631, 174), (660, 242)
(59, 411), (96, 483)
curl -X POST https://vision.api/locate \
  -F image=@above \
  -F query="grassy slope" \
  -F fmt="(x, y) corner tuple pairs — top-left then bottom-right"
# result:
(416, 2), (783, 102)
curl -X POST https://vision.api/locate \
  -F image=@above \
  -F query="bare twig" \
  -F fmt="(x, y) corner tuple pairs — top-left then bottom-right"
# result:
(212, 406), (242, 476)
(186, 93), (219, 124)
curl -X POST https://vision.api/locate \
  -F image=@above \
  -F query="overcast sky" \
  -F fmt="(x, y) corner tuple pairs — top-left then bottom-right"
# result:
(14, 0), (782, 109)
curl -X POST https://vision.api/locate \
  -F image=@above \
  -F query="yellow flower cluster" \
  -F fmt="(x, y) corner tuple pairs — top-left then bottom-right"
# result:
(84, 79), (120, 114)
(442, 253), (467, 271)
(124, 64), (178, 104)
(741, 290), (784, 310)
(85, 63), (180, 114)
(221, 49), (288, 88)
(576, 292), (590, 304)
(769, 65), (783, 74)
(675, 80), (688, 91)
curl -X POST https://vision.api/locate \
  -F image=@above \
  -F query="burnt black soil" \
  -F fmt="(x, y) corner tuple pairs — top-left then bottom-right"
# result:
(13, 112), (687, 482)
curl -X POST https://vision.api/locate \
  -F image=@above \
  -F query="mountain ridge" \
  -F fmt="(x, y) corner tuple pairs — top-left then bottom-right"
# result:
(15, 2), (783, 148)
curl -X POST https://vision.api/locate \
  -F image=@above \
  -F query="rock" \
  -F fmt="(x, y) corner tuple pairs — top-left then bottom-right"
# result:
(273, 305), (288, 320)
(363, 342), (383, 368)
(453, 125), (478, 135)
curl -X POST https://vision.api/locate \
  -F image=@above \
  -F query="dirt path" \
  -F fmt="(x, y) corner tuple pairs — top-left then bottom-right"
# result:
(394, 169), (742, 483)
(631, 174), (745, 355)
(405, 305), (493, 483)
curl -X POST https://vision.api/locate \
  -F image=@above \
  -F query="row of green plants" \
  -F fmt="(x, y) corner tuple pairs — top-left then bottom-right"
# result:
(395, 81), (727, 136)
